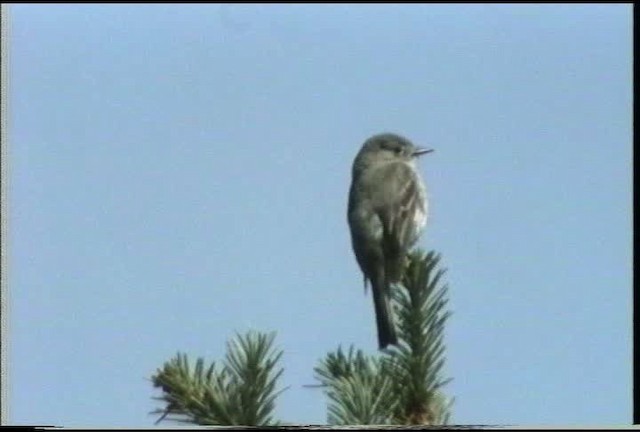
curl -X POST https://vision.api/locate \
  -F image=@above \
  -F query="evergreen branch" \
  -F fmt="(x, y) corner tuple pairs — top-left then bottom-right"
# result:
(389, 250), (453, 425)
(151, 331), (285, 426)
(314, 249), (453, 426)
(314, 345), (397, 425)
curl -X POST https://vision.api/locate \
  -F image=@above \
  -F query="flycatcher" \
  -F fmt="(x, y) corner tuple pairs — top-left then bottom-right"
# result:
(347, 133), (432, 349)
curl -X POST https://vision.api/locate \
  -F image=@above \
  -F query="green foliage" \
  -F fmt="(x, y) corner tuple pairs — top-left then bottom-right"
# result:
(314, 346), (397, 424)
(314, 250), (453, 425)
(389, 250), (453, 424)
(150, 249), (453, 426)
(151, 331), (285, 426)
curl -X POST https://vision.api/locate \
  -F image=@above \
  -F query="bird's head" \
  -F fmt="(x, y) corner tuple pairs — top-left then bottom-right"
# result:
(353, 133), (433, 172)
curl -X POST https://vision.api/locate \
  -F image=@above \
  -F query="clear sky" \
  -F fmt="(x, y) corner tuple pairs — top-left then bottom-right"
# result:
(5, 3), (632, 427)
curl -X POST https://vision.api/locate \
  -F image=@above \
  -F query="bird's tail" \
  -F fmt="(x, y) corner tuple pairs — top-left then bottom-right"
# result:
(371, 275), (398, 350)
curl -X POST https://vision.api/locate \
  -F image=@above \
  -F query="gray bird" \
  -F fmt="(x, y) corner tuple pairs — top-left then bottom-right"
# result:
(347, 133), (432, 349)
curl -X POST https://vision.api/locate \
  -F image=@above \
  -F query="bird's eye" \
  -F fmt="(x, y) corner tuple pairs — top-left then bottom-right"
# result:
(382, 141), (400, 153)
(388, 145), (402, 155)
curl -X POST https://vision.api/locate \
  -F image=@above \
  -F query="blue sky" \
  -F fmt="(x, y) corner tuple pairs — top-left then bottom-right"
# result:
(6, 3), (632, 427)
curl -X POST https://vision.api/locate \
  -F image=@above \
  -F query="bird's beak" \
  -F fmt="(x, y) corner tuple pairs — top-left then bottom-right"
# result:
(413, 147), (434, 157)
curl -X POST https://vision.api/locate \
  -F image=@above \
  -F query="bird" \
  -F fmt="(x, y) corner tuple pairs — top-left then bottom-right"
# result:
(347, 133), (432, 349)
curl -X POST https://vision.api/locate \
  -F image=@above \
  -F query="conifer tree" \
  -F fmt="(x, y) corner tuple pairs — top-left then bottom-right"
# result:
(314, 250), (453, 425)
(150, 331), (285, 426)
(150, 249), (452, 426)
